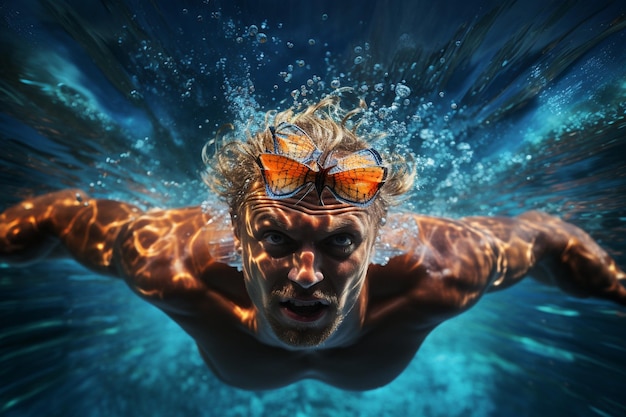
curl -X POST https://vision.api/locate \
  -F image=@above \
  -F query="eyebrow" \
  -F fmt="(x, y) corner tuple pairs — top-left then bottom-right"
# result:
(251, 210), (293, 231)
(257, 211), (368, 237)
(329, 215), (363, 231)
(259, 215), (292, 230)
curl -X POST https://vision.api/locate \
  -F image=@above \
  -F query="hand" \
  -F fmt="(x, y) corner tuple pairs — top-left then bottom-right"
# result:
(520, 211), (626, 306)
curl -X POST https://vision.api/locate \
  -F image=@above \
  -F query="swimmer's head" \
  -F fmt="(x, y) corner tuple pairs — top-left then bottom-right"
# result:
(203, 96), (415, 223)
(204, 97), (415, 348)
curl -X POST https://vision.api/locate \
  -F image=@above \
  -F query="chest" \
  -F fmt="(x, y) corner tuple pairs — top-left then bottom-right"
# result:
(187, 317), (429, 390)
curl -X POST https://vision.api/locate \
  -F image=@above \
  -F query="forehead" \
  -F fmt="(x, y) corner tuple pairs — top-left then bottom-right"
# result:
(240, 192), (376, 232)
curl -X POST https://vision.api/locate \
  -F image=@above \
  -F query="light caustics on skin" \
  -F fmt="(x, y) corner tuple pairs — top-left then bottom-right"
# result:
(0, 1), (625, 416)
(233, 188), (378, 349)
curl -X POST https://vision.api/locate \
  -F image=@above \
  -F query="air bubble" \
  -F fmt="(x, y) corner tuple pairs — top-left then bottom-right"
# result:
(395, 83), (411, 98)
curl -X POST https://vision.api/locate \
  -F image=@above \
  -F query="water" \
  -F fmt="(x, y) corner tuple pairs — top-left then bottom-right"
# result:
(1, 0), (625, 416)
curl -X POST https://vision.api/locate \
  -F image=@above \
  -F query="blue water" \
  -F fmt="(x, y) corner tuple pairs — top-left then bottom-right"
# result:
(1, 0), (626, 416)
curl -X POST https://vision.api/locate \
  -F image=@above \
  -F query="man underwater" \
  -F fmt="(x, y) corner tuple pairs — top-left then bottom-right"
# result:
(1, 97), (624, 390)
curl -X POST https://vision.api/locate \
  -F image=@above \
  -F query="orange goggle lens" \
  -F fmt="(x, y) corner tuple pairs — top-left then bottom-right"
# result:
(257, 123), (387, 207)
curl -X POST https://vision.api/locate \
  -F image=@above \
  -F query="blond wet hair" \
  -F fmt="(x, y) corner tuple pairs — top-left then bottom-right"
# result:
(203, 96), (415, 223)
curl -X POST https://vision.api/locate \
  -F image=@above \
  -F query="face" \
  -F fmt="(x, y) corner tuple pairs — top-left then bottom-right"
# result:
(234, 191), (379, 349)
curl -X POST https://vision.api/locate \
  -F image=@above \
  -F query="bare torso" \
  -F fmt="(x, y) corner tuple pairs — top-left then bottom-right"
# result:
(177, 294), (432, 390)
(112, 205), (509, 390)
(1, 189), (624, 390)
(155, 256), (448, 390)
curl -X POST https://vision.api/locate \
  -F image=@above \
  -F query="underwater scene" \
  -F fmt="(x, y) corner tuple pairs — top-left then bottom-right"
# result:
(1, 0), (625, 416)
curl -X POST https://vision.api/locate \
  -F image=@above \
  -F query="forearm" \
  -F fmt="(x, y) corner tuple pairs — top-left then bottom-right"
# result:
(0, 189), (141, 274)
(466, 211), (626, 305)
(1, 189), (78, 264)
(520, 211), (626, 304)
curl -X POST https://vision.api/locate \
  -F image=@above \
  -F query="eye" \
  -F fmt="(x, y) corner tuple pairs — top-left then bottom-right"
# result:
(324, 233), (359, 257)
(329, 234), (353, 247)
(262, 231), (289, 246)
(260, 231), (295, 258)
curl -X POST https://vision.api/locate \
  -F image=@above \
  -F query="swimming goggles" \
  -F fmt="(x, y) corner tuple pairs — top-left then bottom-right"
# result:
(256, 122), (387, 207)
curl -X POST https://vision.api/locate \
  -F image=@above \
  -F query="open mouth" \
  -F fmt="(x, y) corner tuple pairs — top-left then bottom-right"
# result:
(279, 298), (330, 322)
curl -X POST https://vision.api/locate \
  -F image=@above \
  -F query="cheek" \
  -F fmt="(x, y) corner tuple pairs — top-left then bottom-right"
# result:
(241, 248), (275, 311)
(339, 246), (373, 287)
(332, 253), (368, 288)
(242, 241), (284, 288)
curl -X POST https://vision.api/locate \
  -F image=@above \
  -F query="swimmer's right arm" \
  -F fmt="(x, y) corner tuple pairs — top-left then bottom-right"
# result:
(0, 189), (142, 275)
(1, 189), (240, 313)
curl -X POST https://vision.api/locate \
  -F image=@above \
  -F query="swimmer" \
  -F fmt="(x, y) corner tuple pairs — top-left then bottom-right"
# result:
(1, 98), (624, 390)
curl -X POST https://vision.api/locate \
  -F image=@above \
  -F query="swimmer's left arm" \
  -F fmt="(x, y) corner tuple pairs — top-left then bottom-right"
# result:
(463, 211), (626, 306)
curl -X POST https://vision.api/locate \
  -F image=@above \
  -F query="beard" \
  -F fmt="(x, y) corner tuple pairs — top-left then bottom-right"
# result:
(268, 315), (340, 348)
(265, 284), (344, 348)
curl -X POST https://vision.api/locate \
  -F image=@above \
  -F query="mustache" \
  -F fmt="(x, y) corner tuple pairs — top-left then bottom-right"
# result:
(270, 283), (339, 305)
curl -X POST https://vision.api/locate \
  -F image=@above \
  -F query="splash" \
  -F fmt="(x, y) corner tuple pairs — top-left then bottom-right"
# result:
(3, 1), (624, 218)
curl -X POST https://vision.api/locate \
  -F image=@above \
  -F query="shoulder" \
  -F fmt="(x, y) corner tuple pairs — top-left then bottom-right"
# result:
(369, 212), (503, 319)
(113, 205), (238, 304)
(377, 212), (500, 261)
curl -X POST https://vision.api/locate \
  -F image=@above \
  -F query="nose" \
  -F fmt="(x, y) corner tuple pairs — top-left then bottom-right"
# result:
(288, 248), (324, 289)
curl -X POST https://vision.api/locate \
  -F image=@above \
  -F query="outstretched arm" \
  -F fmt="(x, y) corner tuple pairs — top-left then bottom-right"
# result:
(464, 211), (626, 305)
(0, 189), (142, 275)
(1, 189), (245, 316)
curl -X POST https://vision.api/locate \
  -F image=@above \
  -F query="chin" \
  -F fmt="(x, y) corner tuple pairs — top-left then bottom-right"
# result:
(274, 325), (337, 349)
(266, 304), (343, 349)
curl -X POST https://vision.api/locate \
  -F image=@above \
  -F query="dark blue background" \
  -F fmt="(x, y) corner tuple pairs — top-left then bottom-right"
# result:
(1, 1), (625, 416)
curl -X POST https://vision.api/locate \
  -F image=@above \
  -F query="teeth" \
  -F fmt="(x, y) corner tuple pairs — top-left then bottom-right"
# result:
(291, 300), (318, 307)
(286, 299), (329, 307)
